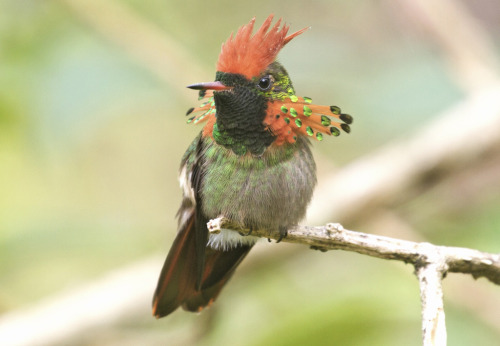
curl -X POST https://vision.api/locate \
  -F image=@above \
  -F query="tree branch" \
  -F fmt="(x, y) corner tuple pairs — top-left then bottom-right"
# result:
(208, 218), (500, 345)
(208, 218), (500, 285)
(415, 246), (447, 346)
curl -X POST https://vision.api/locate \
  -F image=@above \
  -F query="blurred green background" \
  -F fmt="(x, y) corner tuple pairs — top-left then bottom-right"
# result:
(1, 0), (500, 345)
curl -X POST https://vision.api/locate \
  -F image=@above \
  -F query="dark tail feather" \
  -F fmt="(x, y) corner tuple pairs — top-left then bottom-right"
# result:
(182, 245), (252, 312)
(152, 212), (198, 317)
(152, 210), (253, 318)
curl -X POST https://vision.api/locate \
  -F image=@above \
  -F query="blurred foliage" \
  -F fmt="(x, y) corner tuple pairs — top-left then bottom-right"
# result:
(1, 0), (500, 345)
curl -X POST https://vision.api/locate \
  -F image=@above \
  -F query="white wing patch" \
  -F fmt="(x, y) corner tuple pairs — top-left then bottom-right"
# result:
(179, 164), (195, 203)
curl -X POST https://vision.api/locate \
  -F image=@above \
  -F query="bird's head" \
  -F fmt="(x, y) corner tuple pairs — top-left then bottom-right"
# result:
(186, 15), (352, 156)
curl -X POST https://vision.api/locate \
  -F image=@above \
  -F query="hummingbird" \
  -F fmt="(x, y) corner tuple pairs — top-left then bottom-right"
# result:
(152, 15), (353, 318)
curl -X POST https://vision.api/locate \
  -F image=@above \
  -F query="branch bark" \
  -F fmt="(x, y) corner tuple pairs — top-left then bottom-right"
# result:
(208, 218), (500, 345)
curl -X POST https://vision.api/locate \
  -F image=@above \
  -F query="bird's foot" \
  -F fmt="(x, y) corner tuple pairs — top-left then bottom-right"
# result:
(276, 227), (288, 243)
(238, 226), (253, 237)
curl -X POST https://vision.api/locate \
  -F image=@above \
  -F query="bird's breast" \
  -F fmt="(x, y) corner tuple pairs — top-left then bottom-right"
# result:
(200, 136), (317, 235)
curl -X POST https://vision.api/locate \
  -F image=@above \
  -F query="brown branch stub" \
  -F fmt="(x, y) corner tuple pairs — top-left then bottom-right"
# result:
(416, 262), (447, 345)
(414, 243), (448, 346)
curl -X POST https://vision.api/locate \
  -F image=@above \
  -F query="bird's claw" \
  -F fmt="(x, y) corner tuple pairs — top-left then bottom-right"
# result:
(276, 227), (288, 243)
(238, 226), (253, 237)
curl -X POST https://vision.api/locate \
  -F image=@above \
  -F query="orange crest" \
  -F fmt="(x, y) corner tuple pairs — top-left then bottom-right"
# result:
(216, 15), (308, 79)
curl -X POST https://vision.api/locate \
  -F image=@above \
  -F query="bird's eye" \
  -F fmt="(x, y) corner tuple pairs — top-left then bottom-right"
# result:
(257, 76), (272, 90)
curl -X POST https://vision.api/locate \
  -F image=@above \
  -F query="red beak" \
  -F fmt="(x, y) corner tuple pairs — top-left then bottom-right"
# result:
(187, 81), (231, 91)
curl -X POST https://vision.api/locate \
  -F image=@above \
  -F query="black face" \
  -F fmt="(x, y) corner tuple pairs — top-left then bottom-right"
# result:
(211, 71), (275, 156)
(210, 62), (295, 156)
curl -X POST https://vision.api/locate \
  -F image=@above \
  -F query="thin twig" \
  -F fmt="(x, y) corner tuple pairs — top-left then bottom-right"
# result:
(208, 218), (500, 284)
(415, 244), (447, 346)
(208, 218), (500, 345)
